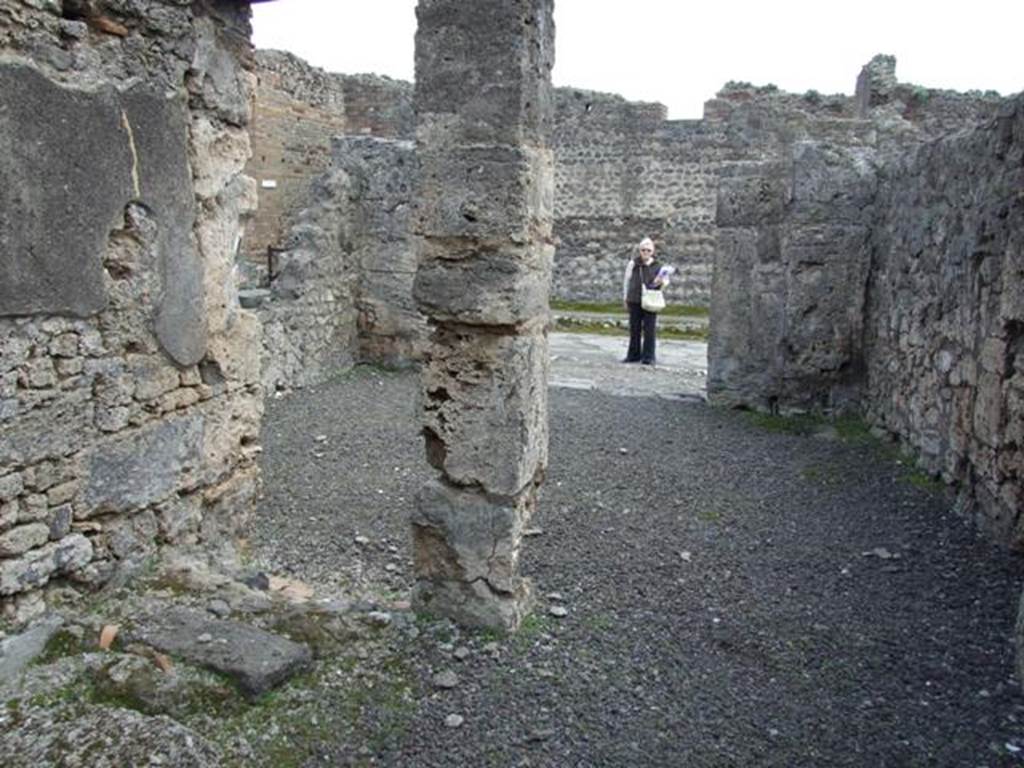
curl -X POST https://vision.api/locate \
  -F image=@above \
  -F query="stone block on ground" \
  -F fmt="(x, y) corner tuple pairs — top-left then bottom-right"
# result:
(126, 607), (312, 697)
(0, 614), (63, 688)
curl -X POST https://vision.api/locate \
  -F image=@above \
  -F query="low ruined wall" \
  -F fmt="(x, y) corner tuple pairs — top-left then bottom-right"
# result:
(252, 165), (359, 393)
(0, 0), (262, 621)
(864, 96), (1024, 544)
(252, 135), (425, 393)
(240, 51), (420, 390)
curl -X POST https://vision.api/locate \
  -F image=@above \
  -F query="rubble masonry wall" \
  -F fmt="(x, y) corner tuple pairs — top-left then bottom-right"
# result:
(864, 96), (1024, 544)
(0, 0), (262, 621)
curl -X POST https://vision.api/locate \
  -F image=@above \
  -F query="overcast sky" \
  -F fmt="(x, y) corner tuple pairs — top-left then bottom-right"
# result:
(252, 0), (1023, 119)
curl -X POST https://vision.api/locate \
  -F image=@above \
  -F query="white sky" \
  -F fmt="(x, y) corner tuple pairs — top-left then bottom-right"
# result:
(252, 0), (1023, 119)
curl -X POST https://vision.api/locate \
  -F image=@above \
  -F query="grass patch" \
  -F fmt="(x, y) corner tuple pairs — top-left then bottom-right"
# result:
(743, 411), (952, 496)
(581, 612), (615, 633)
(903, 470), (946, 493)
(550, 299), (709, 318)
(199, 653), (417, 768)
(697, 507), (723, 523)
(34, 630), (86, 665)
(508, 612), (555, 652)
(553, 318), (709, 342)
(800, 464), (846, 486)
(832, 414), (877, 444)
(743, 411), (824, 436)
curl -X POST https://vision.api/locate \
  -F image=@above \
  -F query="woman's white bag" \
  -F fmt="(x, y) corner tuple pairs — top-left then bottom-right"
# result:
(641, 283), (666, 313)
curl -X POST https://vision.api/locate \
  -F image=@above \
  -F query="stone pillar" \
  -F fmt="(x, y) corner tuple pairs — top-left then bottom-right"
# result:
(410, 0), (555, 630)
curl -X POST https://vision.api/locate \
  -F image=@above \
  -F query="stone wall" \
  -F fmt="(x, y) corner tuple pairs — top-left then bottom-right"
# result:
(708, 144), (877, 412)
(240, 49), (1011, 405)
(555, 57), (1004, 308)
(239, 51), (420, 389)
(708, 82), (1021, 544)
(341, 137), (425, 367)
(250, 134), (424, 393)
(552, 90), (719, 305)
(249, 160), (359, 392)
(0, 0), (262, 621)
(864, 95), (1024, 544)
(241, 49), (347, 277)
(241, 50), (412, 278)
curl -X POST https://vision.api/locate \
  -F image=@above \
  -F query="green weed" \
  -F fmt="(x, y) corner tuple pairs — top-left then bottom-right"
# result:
(553, 318), (709, 341)
(550, 299), (709, 318)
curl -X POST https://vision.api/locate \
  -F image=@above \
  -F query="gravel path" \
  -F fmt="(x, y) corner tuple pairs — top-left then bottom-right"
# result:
(252, 366), (1024, 767)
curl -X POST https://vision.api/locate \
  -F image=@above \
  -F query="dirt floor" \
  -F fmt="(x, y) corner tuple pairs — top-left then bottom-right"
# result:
(248, 363), (1024, 767)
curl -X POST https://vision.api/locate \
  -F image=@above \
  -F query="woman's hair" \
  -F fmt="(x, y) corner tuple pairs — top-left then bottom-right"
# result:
(638, 237), (655, 253)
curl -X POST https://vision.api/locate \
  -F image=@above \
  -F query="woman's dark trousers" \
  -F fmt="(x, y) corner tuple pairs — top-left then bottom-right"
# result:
(626, 302), (657, 363)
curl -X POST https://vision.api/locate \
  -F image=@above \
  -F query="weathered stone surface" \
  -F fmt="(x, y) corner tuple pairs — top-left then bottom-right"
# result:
(0, 703), (222, 768)
(709, 144), (874, 413)
(412, 0), (553, 629)
(790, 142), (877, 225)
(126, 607), (312, 697)
(422, 329), (548, 496)
(412, 479), (534, 593)
(0, 614), (63, 688)
(189, 16), (253, 128)
(865, 95), (1024, 545)
(0, 0), (260, 610)
(121, 86), (207, 367)
(0, 534), (92, 595)
(413, 242), (553, 326)
(716, 168), (789, 228)
(83, 415), (204, 516)
(414, 576), (534, 632)
(0, 65), (205, 364)
(0, 523), (49, 557)
(47, 504), (72, 540)
(0, 64), (127, 317)
(0, 473), (24, 502)
(414, 0), (554, 147)
(414, 146), (554, 242)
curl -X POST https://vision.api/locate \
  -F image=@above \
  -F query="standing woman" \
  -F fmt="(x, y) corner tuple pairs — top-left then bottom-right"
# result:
(621, 237), (666, 365)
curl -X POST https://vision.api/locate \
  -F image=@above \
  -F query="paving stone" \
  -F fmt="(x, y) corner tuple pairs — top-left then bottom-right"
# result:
(126, 607), (312, 697)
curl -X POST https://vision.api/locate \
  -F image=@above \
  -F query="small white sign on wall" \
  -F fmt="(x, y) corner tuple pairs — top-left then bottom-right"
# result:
(261, 179), (278, 189)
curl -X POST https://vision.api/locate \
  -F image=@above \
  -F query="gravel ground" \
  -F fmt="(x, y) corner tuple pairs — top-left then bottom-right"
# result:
(251, 366), (1024, 767)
